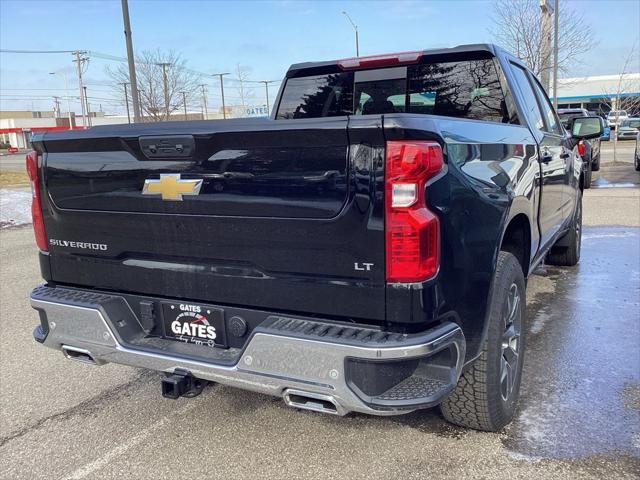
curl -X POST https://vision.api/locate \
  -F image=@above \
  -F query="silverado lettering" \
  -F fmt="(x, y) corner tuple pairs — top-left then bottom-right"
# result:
(28, 44), (602, 431)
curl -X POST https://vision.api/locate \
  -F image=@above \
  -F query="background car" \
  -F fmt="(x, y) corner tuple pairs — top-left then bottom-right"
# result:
(616, 118), (640, 140)
(600, 117), (611, 141)
(558, 108), (601, 174)
(607, 110), (629, 129)
(635, 135), (640, 171)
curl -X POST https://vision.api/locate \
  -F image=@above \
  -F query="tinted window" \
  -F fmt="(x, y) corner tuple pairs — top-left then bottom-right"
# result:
(277, 58), (512, 123)
(407, 59), (508, 122)
(530, 78), (561, 134)
(510, 65), (545, 131)
(276, 73), (353, 119)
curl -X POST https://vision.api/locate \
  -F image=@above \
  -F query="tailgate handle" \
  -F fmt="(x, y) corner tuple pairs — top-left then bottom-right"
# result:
(139, 135), (195, 159)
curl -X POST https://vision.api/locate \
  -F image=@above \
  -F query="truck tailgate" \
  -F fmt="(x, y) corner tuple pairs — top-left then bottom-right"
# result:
(37, 117), (386, 322)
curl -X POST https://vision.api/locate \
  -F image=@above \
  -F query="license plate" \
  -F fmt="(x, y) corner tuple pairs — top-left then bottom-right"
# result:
(162, 302), (226, 348)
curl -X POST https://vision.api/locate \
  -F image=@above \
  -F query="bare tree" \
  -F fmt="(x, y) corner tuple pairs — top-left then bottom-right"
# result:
(491, 0), (595, 91)
(107, 50), (201, 122)
(604, 44), (640, 161)
(235, 64), (253, 116)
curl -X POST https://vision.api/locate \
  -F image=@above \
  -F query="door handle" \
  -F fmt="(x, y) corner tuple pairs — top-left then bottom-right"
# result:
(560, 152), (570, 159)
(540, 153), (553, 163)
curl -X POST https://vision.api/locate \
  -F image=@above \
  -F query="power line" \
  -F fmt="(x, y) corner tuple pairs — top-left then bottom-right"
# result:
(0, 49), (76, 54)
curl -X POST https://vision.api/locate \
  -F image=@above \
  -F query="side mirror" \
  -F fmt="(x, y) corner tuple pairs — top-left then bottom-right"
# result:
(570, 116), (603, 140)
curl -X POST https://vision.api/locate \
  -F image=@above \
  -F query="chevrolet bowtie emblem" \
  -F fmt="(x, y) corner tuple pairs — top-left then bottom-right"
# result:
(142, 174), (203, 201)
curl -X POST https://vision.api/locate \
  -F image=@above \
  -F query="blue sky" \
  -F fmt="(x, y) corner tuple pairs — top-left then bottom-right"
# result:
(1, 0), (638, 114)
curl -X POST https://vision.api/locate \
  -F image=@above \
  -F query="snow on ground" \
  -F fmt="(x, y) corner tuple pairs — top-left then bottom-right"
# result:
(0, 188), (32, 228)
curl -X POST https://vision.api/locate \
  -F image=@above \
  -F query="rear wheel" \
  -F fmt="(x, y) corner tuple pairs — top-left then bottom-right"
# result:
(547, 190), (582, 266)
(440, 251), (526, 431)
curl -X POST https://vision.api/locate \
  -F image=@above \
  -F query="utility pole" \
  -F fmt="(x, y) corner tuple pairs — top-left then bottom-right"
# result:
(121, 82), (131, 123)
(49, 71), (73, 130)
(539, 0), (554, 92)
(552, 0), (559, 109)
(181, 91), (188, 119)
(342, 11), (360, 57)
(72, 50), (88, 127)
(83, 86), (92, 127)
(52, 96), (61, 118)
(121, 0), (141, 122)
(212, 73), (229, 119)
(200, 84), (209, 119)
(158, 62), (171, 120)
(259, 80), (276, 115)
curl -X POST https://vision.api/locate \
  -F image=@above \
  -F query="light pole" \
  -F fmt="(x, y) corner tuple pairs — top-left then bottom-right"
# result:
(83, 86), (92, 127)
(199, 84), (209, 119)
(181, 91), (188, 119)
(158, 62), (171, 120)
(552, 0), (559, 109)
(212, 73), (229, 119)
(121, 82), (131, 123)
(49, 71), (73, 130)
(121, 0), (142, 122)
(259, 80), (277, 115)
(342, 11), (359, 57)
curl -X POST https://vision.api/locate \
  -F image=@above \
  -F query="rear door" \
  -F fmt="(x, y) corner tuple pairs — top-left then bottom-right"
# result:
(509, 63), (566, 249)
(40, 117), (387, 322)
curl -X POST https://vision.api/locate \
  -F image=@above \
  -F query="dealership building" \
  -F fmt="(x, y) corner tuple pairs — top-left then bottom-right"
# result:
(2, 73), (639, 150)
(556, 73), (640, 115)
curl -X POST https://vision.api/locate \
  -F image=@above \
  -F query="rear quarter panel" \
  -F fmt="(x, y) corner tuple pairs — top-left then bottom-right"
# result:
(383, 114), (538, 361)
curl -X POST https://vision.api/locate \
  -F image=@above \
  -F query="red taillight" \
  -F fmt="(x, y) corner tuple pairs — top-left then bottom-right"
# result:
(338, 51), (423, 70)
(25, 151), (48, 251)
(385, 141), (443, 283)
(577, 140), (586, 157)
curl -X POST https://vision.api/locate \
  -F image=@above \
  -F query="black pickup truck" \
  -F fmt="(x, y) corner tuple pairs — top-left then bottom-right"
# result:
(28, 44), (602, 431)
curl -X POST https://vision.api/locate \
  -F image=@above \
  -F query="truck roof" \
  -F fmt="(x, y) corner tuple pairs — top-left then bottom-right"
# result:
(286, 43), (513, 77)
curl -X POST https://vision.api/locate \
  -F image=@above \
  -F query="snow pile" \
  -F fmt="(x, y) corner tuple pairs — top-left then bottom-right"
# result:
(0, 189), (32, 228)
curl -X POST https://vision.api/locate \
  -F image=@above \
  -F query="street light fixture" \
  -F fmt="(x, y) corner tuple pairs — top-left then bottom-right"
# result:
(342, 11), (360, 57)
(49, 71), (73, 130)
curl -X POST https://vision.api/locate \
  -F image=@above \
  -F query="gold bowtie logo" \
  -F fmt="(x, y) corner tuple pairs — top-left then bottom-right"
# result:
(142, 174), (203, 201)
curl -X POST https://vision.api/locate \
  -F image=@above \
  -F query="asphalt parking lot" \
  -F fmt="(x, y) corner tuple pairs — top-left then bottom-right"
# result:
(1, 142), (638, 479)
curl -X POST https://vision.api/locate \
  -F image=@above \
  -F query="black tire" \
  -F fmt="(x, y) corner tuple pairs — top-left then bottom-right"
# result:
(546, 190), (582, 266)
(591, 153), (600, 172)
(440, 251), (526, 432)
(583, 162), (592, 189)
(635, 154), (640, 171)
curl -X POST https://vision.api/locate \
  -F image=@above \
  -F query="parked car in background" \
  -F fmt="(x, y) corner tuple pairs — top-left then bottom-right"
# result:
(635, 135), (640, 171)
(607, 110), (629, 129)
(559, 108), (601, 184)
(616, 118), (640, 140)
(599, 117), (610, 141)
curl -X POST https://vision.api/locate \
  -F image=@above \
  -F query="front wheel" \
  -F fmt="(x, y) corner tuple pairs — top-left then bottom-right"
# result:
(591, 153), (600, 172)
(440, 251), (526, 431)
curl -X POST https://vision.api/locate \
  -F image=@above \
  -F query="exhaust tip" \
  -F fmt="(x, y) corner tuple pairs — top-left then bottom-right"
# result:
(283, 389), (346, 416)
(62, 345), (99, 365)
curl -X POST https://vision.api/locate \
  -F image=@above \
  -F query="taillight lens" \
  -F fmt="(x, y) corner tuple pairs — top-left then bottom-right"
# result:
(577, 140), (586, 157)
(25, 151), (48, 251)
(385, 141), (443, 283)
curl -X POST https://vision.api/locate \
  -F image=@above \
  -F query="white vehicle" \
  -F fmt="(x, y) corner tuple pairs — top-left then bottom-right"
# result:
(607, 110), (629, 129)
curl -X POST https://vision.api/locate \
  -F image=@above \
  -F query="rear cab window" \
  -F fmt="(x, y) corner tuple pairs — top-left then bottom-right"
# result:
(276, 55), (515, 124)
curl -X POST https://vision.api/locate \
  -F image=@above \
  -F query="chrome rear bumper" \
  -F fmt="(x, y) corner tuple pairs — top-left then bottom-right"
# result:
(31, 285), (465, 416)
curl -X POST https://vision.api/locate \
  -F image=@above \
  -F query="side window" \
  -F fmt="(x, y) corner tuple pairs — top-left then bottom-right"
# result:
(510, 64), (545, 132)
(530, 78), (562, 135)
